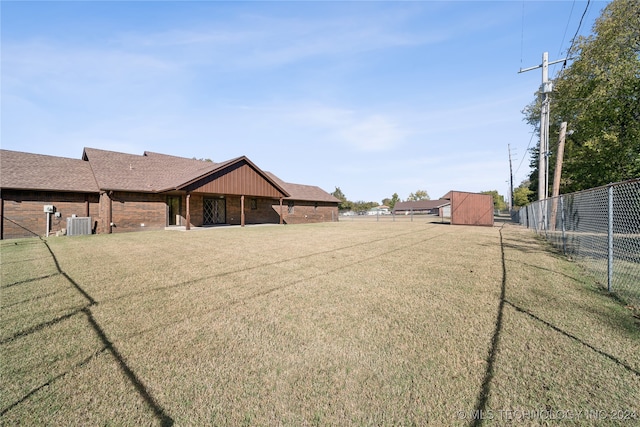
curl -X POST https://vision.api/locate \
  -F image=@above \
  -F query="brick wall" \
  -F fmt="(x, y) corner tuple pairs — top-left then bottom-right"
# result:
(1, 190), (99, 239)
(197, 196), (281, 226)
(273, 201), (338, 224)
(109, 191), (167, 233)
(187, 194), (203, 227)
(1, 190), (339, 239)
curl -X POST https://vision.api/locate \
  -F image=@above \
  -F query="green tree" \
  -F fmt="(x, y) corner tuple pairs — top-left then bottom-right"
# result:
(481, 190), (507, 211)
(524, 0), (640, 196)
(353, 200), (377, 214)
(407, 190), (430, 201)
(389, 193), (400, 210)
(513, 181), (533, 207)
(381, 193), (401, 210)
(332, 187), (352, 211)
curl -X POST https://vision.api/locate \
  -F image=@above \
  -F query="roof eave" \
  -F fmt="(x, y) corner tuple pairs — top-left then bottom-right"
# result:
(1, 186), (100, 194)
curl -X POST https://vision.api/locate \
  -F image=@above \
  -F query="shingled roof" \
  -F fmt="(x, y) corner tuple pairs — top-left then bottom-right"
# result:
(2, 148), (336, 203)
(0, 150), (99, 193)
(83, 147), (220, 192)
(266, 172), (340, 203)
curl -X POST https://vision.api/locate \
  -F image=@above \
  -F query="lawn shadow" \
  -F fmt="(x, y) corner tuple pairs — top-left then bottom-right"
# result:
(102, 223), (448, 306)
(1, 238), (174, 426)
(504, 299), (640, 377)
(0, 348), (107, 417)
(469, 226), (507, 427)
(1, 273), (61, 290)
(122, 228), (455, 341)
(470, 225), (640, 427)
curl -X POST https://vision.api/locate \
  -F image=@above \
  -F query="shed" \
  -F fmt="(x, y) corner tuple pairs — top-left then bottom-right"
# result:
(442, 191), (494, 226)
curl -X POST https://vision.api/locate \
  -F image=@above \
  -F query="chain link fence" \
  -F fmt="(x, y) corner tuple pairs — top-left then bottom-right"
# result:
(516, 179), (640, 306)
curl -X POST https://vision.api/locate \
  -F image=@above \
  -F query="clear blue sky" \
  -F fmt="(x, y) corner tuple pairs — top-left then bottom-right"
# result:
(1, 0), (608, 203)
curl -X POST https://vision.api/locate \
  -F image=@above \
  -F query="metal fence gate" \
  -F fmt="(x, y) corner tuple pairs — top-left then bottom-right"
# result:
(203, 198), (226, 225)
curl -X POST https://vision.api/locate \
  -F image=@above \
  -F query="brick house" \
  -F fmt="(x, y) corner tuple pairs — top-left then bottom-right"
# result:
(392, 199), (450, 215)
(0, 148), (340, 239)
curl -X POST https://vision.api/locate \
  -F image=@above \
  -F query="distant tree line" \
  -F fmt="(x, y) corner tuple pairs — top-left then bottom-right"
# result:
(332, 187), (508, 213)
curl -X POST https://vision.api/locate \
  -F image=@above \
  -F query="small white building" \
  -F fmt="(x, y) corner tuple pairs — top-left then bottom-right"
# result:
(367, 206), (391, 215)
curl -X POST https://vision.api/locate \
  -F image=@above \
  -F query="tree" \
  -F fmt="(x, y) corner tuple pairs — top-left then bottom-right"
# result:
(389, 193), (400, 210)
(523, 0), (640, 196)
(513, 181), (533, 207)
(407, 190), (430, 201)
(352, 200), (377, 214)
(332, 187), (346, 202)
(481, 190), (507, 211)
(331, 187), (352, 211)
(381, 193), (401, 210)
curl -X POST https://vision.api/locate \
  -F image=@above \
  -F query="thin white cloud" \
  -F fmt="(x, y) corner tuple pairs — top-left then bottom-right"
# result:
(283, 104), (408, 152)
(339, 115), (407, 152)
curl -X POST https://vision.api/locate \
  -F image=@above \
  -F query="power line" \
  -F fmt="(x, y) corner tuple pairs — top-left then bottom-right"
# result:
(561, 0), (591, 72)
(520, 1), (525, 69)
(552, 0), (577, 76)
(514, 130), (536, 178)
(557, 1), (577, 58)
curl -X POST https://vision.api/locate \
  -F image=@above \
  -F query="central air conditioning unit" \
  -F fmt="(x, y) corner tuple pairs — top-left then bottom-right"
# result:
(67, 217), (92, 236)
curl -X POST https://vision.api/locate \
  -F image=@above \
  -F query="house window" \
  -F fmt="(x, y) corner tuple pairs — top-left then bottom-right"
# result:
(250, 198), (257, 210)
(288, 201), (294, 214)
(314, 202), (318, 212)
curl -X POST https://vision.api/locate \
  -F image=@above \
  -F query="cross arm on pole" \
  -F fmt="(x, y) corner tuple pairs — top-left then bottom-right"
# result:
(519, 57), (570, 74)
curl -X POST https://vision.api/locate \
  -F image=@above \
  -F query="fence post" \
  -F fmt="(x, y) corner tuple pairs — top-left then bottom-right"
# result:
(560, 196), (566, 255)
(543, 199), (548, 239)
(607, 185), (613, 292)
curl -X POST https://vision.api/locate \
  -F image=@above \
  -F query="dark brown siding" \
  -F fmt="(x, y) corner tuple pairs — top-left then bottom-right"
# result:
(1, 190), (99, 239)
(186, 161), (284, 198)
(450, 191), (494, 226)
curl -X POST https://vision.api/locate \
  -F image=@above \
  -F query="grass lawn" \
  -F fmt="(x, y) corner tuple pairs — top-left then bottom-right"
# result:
(1, 220), (639, 425)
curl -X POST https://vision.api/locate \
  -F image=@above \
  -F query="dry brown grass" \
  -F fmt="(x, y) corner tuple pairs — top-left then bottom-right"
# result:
(1, 221), (638, 425)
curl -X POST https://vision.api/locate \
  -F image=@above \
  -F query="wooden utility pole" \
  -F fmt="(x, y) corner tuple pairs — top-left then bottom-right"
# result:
(551, 122), (567, 199)
(550, 122), (567, 229)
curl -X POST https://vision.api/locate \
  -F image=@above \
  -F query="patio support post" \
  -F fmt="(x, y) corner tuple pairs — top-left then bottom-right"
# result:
(279, 198), (283, 225)
(241, 195), (245, 227)
(0, 193), (4, 240)
(107, 191), (113, 234)
(186, 192), (191, 231)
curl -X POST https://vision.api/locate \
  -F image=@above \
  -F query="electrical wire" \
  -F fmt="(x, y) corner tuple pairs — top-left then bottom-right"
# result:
(558, 1), (577, 58)
(514, 130), (536, 178)
(552, 0), (577, 76)
(561, 0), (591, 72)
(520, 1), (525, 70)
